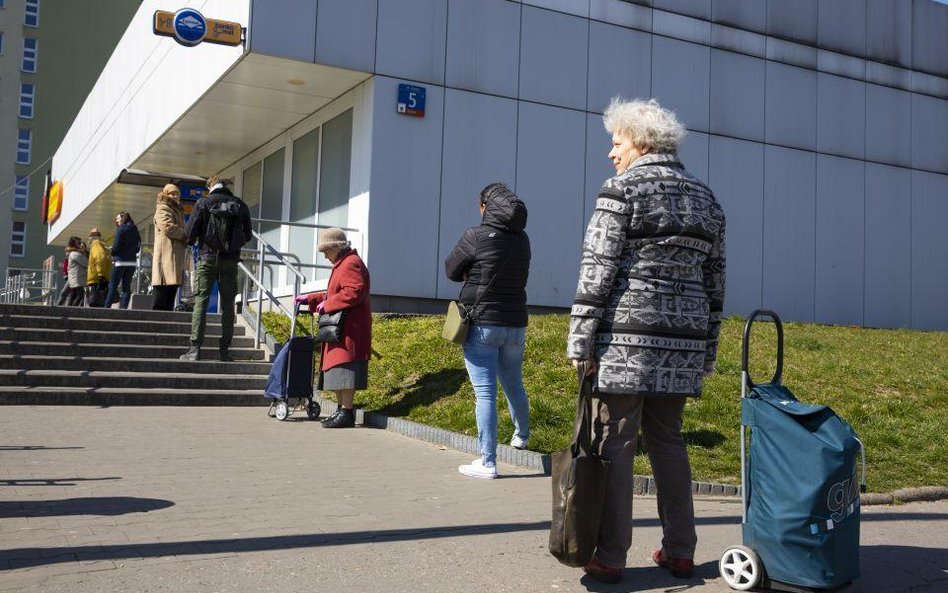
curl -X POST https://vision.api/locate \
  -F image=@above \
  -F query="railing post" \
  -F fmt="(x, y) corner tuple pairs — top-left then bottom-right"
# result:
(255, 240), (264, 349)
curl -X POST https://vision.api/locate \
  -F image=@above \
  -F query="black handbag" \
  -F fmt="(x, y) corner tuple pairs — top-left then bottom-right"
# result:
(549, 364), (610, 567)
(315, 310), (345, 343)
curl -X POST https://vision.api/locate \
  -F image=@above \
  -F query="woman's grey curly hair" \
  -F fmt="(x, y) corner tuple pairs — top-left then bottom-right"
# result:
(602, 97), (686, 153)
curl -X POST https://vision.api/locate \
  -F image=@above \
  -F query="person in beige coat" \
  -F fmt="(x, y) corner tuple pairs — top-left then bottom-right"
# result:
(151, 184), (189, 311)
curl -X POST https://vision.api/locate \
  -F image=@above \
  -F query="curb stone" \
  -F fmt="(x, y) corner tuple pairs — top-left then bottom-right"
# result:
(309, 397), (942, 505)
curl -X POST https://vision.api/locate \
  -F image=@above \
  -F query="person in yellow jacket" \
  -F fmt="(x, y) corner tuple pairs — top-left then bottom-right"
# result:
(86, 228), (112, 307)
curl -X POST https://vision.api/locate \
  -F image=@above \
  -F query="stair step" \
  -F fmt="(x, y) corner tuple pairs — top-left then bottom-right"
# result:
(0, 356), (272, 374)
(0, 303), (222, 323)
(0, 386), (267, 406)
(0, 342), (268, 360)
(0, 370), (268, 390)
(0, 314), (244, 337)
(0, 328), (256, 348)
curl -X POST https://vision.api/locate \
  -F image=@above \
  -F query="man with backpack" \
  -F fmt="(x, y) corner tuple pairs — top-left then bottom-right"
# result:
(179, 175), (252, 362)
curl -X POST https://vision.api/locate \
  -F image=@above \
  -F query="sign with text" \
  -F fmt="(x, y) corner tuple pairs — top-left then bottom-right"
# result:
(154, 9), (243, 47)
(397, 84), (426, 117)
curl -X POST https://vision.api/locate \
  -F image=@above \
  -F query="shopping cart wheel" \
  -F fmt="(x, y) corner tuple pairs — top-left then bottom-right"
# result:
(274, 401), (289, 421)
(306, 399), (321, 421)
(719, 545), (762, 591)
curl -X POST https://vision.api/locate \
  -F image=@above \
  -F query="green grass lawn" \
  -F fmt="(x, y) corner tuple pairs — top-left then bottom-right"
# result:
(263, 312), (948, 493)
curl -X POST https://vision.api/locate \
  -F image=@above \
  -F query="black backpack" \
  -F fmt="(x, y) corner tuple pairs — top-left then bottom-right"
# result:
(203, 199), (247, 253)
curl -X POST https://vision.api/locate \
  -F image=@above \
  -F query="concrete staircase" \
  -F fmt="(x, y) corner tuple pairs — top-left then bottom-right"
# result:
(0, 303), (272, 406)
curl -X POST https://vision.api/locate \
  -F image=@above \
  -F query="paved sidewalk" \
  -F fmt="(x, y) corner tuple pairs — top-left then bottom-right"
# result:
(0, 407), (945, 593)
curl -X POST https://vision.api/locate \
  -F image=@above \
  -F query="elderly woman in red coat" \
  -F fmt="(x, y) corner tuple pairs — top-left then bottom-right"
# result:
(297, 228), (371, 428)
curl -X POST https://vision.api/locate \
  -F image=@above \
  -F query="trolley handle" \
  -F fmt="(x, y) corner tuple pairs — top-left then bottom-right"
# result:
(292, 300), (317, 337)
(741, 309), (784, 389)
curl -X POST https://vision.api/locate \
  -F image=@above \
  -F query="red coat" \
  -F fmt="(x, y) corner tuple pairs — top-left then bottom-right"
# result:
(306, 249), (371, 371)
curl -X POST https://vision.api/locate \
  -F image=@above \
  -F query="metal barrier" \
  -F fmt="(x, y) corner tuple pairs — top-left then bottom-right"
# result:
(1, 268), (59, 305)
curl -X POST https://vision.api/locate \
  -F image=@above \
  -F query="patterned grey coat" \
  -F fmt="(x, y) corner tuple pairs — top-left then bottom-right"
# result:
(567, 153), (726, 397)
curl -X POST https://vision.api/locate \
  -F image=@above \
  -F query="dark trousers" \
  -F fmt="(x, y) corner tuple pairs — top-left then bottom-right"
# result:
(65, 286), (85, 307)
(592, 394), (697, 568)
(190, 255), (238, 348)
(106, 266), (135, 309)
(87, 278), (109, 307)
(152, 285), (179, 311)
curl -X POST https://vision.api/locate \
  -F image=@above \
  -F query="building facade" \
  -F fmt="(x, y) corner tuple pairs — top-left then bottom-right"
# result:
(49, 0), (948, 330)
(0, 0), (136, 282)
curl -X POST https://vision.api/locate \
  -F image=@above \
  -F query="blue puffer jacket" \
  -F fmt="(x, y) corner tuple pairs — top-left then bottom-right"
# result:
(110, 223), (141, 263)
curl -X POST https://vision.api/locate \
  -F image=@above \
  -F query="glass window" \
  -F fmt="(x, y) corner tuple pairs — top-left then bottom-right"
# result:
(11, 221), (26, 257)
(13, 176), (28, 211)
(16, 128), (31, 165)
(315, 109), (353, 279)
(241, 160), (262, 240)
(290, 128), (320, 281)
(259, 148), (285, 253)
(25, 0), (39, 27)
(0, 32), (4, 55)
(19, 83), (34, 119)
(22, 38), (37, 72)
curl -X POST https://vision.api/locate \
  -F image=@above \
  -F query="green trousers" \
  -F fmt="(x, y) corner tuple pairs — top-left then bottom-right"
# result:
(190, 256), (238, 348)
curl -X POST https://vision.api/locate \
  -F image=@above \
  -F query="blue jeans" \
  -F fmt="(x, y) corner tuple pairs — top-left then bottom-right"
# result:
(462, 324), (530, 466)
(106, 266), (135, 309)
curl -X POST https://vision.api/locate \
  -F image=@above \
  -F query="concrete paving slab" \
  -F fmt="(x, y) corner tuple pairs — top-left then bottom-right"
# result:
(0, 407), (945, 593)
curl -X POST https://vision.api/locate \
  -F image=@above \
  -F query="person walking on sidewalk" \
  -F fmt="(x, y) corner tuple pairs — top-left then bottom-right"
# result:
(105, 212), (141, 309)
(179, 176), (251, 362)
(295, 228), (372, 429)
(85, 228), (112, 307)
(445, 182), (532, 479)
(566, 98), (726, 584)
(151, 184), (188, 311)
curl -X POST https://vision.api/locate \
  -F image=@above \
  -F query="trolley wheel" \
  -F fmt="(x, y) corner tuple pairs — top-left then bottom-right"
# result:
(719, 545), (762, 591)
(274, 401), (289, 421)
(306, 400), (321, 420)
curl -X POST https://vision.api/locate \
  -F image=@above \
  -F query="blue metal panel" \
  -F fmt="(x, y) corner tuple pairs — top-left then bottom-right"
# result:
(818, 0), (866, 57)
(710, 49), (765, 142)
(652, 37), (710, 132)
(587, 21), (651, 114)
(376, 0), (447, 85)
(762, 146), (816, 322)
(911, 94), (948, 174)
(315, 0), (377, 72)
(767, 0), (818, 45)
(437, 90), (519, 299)
(766, 62), (816, 151)
(911, 171), (948, 330)
(708, 136), (764, 317)
(585, 112), (615, 229)
(912, 0), (948, 77)
(865, 163), (911, 329)
(712, 0), (766, 33)
(368, 78), (445, 298)
(817, 74), (866, 159)
(249, 0), (317, 62)
(866, 84), (911, 168)
(866, 0), (911, 68)
(654, 0), (710, 20)
(519, 6), (588, 110)
(815, 155), (865, 326)
(516, 103), (587, 307)
(445, 0), (521, 98)
(678, 131), (709, 183)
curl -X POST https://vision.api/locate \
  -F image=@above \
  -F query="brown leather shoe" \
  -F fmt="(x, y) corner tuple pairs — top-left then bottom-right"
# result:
(652, 548), (694, 578)
(583, 557), (622, 584)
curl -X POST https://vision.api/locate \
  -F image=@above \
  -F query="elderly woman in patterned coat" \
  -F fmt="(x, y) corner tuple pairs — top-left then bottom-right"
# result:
(566, 98), (726, 584)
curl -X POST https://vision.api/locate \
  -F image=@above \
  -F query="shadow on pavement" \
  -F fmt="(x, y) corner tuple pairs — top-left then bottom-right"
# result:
(0, 476), (121, 487)
(579, 560), (717, 592)
(0, 497), (174, 518)
(1, 521), (551, 569)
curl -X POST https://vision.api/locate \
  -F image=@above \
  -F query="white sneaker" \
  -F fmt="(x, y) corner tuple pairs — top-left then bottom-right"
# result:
(510, 435), (528, 450)
(458, 458), (498, 479)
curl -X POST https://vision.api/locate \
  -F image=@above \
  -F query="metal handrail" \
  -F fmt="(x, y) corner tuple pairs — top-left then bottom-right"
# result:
(2, 268), (59, 305)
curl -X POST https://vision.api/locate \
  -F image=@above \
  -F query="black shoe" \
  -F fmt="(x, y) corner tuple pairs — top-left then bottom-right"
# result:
(320, 408), (343, 426)
(219, 349), (235, 362)
(179, 346), (201, 361)
(322, 408), (355, 429)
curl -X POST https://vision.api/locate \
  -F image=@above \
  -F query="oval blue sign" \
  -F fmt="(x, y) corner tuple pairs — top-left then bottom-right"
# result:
(173, 8), (207, 47)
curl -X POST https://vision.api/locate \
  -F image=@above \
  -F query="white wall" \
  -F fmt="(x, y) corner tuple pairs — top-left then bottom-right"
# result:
(49, 0), (247, 240)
